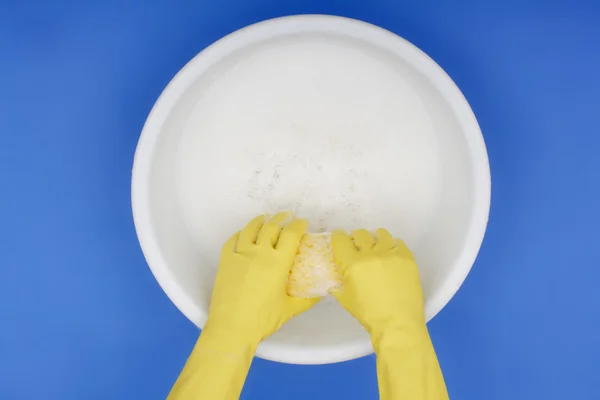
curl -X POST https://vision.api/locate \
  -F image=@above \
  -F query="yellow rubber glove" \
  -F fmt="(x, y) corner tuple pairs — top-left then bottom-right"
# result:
(331, 229), (449, 400)
(168, 213), (320, 400)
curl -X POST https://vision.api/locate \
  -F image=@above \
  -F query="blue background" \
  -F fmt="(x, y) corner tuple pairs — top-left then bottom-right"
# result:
(1, 1), (599, 399)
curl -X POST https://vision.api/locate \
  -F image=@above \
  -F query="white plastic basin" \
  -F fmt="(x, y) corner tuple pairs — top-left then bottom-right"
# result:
(132, 15), (490, 364)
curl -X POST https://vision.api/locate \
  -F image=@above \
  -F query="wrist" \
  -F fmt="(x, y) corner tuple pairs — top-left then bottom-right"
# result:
(370, 318), (429, 353)
(170, 325), (258, 400)
(199, 324), (260, 358)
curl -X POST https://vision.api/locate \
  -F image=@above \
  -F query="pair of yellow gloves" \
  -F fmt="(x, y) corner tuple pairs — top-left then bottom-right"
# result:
(167, 213), (449, 400)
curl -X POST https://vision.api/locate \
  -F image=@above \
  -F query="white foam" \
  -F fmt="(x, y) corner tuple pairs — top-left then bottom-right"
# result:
(177, 37), (441, 263)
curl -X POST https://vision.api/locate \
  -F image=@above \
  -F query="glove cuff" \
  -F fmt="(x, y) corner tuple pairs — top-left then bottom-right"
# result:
(199, 325), (259, 360)
(371, 321), (429, 353)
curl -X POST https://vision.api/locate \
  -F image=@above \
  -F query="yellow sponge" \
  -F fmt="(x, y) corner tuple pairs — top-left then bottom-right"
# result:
(287, 233), (342, 298)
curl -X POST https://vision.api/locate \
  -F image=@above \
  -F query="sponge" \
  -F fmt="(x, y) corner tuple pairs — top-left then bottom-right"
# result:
(287, 233), (342, 298)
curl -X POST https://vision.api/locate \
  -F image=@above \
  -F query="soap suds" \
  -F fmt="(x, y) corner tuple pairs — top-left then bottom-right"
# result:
(175, 37), (441, 266)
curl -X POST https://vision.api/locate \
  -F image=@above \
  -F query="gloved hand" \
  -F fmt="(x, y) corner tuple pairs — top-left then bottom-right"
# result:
(331, 229), (449, 400)
(168, 213), (320, 400)
(331, 228), (425, 340)
(204, 212), (320, 344)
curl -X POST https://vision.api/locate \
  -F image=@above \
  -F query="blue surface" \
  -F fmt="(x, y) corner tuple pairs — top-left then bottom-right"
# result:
(1, 1), (599, 399)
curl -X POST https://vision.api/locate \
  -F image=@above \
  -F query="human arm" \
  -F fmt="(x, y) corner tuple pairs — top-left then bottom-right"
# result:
(331, 229), (449, 400)
(167, 213), (320, 400)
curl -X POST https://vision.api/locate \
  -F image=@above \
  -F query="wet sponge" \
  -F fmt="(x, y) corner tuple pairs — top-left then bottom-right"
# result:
(287, 233), (342, 298)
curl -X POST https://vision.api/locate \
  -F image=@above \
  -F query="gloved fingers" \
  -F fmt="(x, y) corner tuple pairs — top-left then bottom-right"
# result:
(285, 296), (321, 319)
(373, 228), (394, 251)
(238, 215), (265, 252)
(276, 218), (309, 254)
(332, 230), (357, 263)
(329, 288), (354, 317)
(270, 211), (293, 224)
(222, 232), (240, 254)
(256, 211), (290, 248)
(394, 238), (415, 258)
(352, 229), (376, 251)
(331, 230), (357, 270)
(329, 287), (343, 301)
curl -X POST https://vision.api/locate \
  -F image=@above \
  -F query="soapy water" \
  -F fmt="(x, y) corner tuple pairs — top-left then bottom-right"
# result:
(176, 37), (441, 267)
